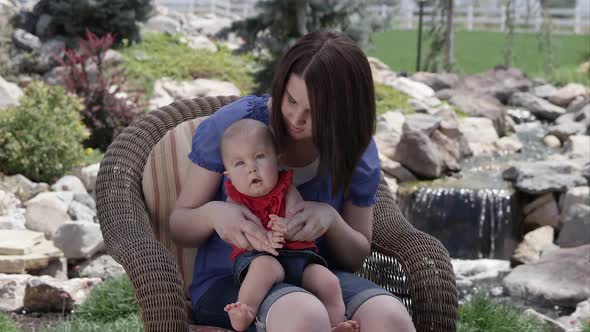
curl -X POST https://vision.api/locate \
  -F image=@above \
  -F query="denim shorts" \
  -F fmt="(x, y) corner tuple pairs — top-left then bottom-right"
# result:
(192, 270), (396, 332)
(233, 249), (327, 286)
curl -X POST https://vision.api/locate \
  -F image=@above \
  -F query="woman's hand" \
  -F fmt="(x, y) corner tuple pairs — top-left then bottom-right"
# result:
(209, 201), (278, 255)
(284, 202), (338, 242)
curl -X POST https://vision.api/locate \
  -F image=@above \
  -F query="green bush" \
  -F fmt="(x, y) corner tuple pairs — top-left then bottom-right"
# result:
(458, 293), (549, 332)
(582, 319), (590, 332)
(122, 33), (257, 97)
(0, 82), (88, 183)
(74, 275), (139, 323)
(0, 312), (19, 332)
(43, 314), (142, 332)
(35, 0), (153, 45)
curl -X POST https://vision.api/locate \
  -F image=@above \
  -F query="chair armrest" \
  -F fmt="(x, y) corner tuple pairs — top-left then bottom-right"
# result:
(97, 134), (189, 331)
(371, 175), (458, 332)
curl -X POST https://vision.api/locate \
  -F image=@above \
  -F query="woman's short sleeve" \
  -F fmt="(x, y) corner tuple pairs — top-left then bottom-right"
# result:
(348, 139), (381, 207)
(187, 95), (270, 173)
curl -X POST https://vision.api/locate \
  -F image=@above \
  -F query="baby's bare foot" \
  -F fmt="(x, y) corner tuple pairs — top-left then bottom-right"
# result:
(224, 302), (255, 331)
(332, 320), (360, 332)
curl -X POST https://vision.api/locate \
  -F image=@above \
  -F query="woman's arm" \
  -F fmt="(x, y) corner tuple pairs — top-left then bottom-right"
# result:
(169, 163), (271, 250)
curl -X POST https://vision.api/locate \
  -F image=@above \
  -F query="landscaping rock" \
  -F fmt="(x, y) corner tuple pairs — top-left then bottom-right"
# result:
(369, 56), (397, 86)
(549, 83), (590, 107)
(523, 194), (560, 228)
(181, 35), (218, 53)
(150, 78), (240, 110)
(559, 186), (590, 214)
(388, 77), (435, 101)
(502, 245), (590, 307)
(0, 75), (22, 107)
(558, 204), (590, 248)
(557, 299), (590, 332)
(67, 201), (96, 222)
(73, 192), (96, 212)
(459, 67), (532, 104)
(458, 117), (499, 155)
(0, 235), (62, 274)
(533, 84), (557, 99)
(0, 273), (30, 312)
(144, 14), (181, 34)
(508, 92), (566, 121)
(523, 309), (568, 332)
(0, 174), (48, 202)
(37, 37), (65, 72)
(494, 135), (523, 152)
(375, 111), (405, 160)
(35, 13), (54, 40)
(52, 222), (104, 259)
(393, 123), (442, 178)
(51, 175), (87, 194)
(24, 276), (101, 312)
(24, 191), (73, 239)
(12, 28), (40, 51)
(547, 122), (587, 142)
(563, 135), (590, 160)
(75, 254), (125, 280)
(453, 259), (511, 293)
(379, 154), (417, 182)
(76, 163), (100, 192)
(506, 108), (537, 124)
(511, 226), (555, 266)
(440, 89), (506, 135)
(0, 190), (20, 215)
(33, 257), (67, 280)
(543, 135), (561, 148)
(502, 159), (587, 194)
(410, 71), (459, 91)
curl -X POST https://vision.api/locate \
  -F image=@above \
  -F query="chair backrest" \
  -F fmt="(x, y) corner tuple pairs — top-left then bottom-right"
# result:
(142, 116), (208, 297)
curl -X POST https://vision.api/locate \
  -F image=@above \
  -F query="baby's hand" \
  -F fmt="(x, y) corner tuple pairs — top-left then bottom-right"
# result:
(268, 214), (287, 234)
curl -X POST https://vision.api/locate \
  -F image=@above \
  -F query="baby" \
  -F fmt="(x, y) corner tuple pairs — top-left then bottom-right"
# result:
(220, 119), (359, 332)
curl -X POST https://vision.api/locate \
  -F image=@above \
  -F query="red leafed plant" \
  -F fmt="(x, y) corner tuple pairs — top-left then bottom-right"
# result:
(57, 30), (143, 150)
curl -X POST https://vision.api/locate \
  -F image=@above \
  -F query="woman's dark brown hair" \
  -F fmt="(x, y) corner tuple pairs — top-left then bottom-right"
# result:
(270, 30), (376, 197)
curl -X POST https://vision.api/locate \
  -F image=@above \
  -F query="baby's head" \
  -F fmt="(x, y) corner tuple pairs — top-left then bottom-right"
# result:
(221, 119), (280, 197)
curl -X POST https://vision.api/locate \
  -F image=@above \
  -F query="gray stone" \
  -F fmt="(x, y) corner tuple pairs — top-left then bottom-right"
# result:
(24, 191), (73, 239)
(150, 78), (240, 109)
(543, 135), (561, 148)
(369, 56), (397, 86)
(502, 245), (590, 307)
(393, 123), (442, 178)
(51, 175), (87, 193)
(103, 49), (124, 67)
(0, 236), (62, 274)
(0, 210), (26, 230)
(379, 154), (417, 182)
(0, 76), (22, 107)
(548, 122), (587, 142)
(0, 274), (30, 312)
(35, 13), (54, 40)
(37, 38), (65, 72)
(144, 15), (181, 34)
(524, 194), (560, 228)
(563, 135), (590, 160)
(533, 84), (557, 99)
(523, 309), (567, 332)
(459, 67), (532, 104)
(388, 77), (435, 101)
(410, 72), (459, 91)
(506, 108), (537, 124)
(509, 92), (566, 121)
(557, 299), (590, 332)
(458, 117), (499, 155)
(558, 204), (590, 248)
(24, 276), (101, 312)
(494, 135), (523, 152)
(375, 111), (405, 160)
(0, 190), (20, 216)
(404, 113), (441, 135)
(442, 89), (506, 136)
(560, 186), (590, 215)
(52, 222), (104, 259)
(549, 83), (590, 107)
(511, 226), (555, 265)
(75, 254), (125, 280)
(12, 28), (41, 51)
(73, 192), (96, 212)
(431, 129), (463, 172)
(31, 257), (67, 280)
(502, 160), (587, 194)
(67, 201), (96, 222)
(181, 35), (218, 53)
(0, 173), (48, 201)
(74, 163), (100, 193)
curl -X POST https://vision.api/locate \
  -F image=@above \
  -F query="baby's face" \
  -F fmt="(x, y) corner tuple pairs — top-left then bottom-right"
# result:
(223, 132), (279, 197)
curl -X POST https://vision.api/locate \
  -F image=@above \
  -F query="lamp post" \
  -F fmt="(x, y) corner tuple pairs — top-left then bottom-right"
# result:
(416, 0), (427, 72)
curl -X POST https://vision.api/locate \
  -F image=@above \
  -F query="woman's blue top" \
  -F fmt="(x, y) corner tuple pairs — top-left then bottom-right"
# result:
(187, 94), (381, 305)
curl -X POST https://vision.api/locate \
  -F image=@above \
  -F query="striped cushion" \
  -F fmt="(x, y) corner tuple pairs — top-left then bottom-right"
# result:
(142, 116), (208, 298)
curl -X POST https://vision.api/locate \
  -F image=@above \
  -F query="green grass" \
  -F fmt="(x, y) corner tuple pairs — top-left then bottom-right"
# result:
(73, 275), (139, 323)
(375, 82), (413, 115)
(582, 319), (590, 332)
(121, 33), (257, 97)
(458, 293), (549, 332)
(43, 314), (142, 332)
(0, 312), (19, 332)
(368, 30), (590, 85)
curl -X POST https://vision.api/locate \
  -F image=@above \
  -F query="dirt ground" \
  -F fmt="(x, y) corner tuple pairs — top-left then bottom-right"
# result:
(8, 312), (69, 332)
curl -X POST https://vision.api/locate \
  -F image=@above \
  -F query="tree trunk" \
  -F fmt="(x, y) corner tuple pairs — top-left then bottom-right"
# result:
(444, 0), (454, 71)
(295, 0), (308, 36)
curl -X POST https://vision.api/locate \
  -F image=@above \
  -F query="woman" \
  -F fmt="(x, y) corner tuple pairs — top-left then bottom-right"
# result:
(170, 30), (415, 332)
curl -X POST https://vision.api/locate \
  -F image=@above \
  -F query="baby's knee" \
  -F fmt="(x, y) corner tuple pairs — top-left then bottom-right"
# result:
(316, 270), (342, 296)
(251, 255), (284, 282)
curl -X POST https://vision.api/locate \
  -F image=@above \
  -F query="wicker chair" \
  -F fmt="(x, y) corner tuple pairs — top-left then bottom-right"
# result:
(96, 96), (458, 332)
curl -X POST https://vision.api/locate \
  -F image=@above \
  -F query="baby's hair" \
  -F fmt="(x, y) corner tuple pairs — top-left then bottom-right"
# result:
(220, 119), (278, 163)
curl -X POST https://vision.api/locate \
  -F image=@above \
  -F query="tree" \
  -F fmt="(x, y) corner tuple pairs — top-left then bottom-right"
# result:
(220, 0), (388, 93)
(424, 0), (455, 73)
(503, 0), (515, 67)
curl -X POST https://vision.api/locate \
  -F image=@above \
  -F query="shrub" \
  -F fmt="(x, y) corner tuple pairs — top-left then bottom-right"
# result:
(458, 293), (549, 332)
(35, 0), (153, 45)
(58, 30), (143, 151)
(0, 82), (88, 183)
(74, 275), (139, 323)
(0, 312), (19, 332)
(122, 33), (257, 96)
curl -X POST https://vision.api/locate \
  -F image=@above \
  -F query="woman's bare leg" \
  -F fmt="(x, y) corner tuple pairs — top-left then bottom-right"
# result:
(225, 255), (284, 331)
(351, 295), (415, 332)
(266, 292), (331, 332)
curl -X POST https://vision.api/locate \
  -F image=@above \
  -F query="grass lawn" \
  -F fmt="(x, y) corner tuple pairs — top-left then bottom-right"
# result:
(367, 29), (590, 85)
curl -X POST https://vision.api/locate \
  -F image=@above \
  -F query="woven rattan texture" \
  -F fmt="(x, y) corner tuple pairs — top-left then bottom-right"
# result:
(96, 96), (458, 332)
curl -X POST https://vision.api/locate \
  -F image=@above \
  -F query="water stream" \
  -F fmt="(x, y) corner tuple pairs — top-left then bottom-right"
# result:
(398, 122), (559, 259)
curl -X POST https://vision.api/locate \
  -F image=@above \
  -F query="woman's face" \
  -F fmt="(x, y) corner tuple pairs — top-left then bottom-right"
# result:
(281, 74), (312, 141)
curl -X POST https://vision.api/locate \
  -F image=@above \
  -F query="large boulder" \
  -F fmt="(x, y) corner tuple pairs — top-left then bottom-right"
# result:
(511, 226), (555, 266)
(150, 78), (240, 110)
(549, 83), (590, 107)
(410, 72), (459, 91)
(369, 56), (397, 86)
(0, 173), (48, 202)
(24, 192), (73, 239)
(503, 159), (587, 194)
(12, 28), (41, 52)
(503, 245), (590, 307)
(374, 111), (405, 160)
(143, 14), (181, 34)
(459, 67), (532, 103)
(24, 276), (101, 312)
(0, 273), (30, 312)
(51, 175), (87, 194)
(563, 135), (590, 160)
(558, 204), (590, 248)
(52, 222), (104, 259)
(75, 254), (125, 280)
(438, 89), (506, 136)
(388, 77), (435, 101)
(508, 92), (566, 121)
(458, 117), (499, 155)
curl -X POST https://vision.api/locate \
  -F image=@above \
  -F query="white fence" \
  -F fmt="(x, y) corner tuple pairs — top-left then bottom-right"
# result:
(155, 0), (590, 35)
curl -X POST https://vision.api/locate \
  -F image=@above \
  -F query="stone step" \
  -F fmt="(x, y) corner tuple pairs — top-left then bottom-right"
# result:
(0, 229), (45, 255)
(0, 238), (63, 273)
